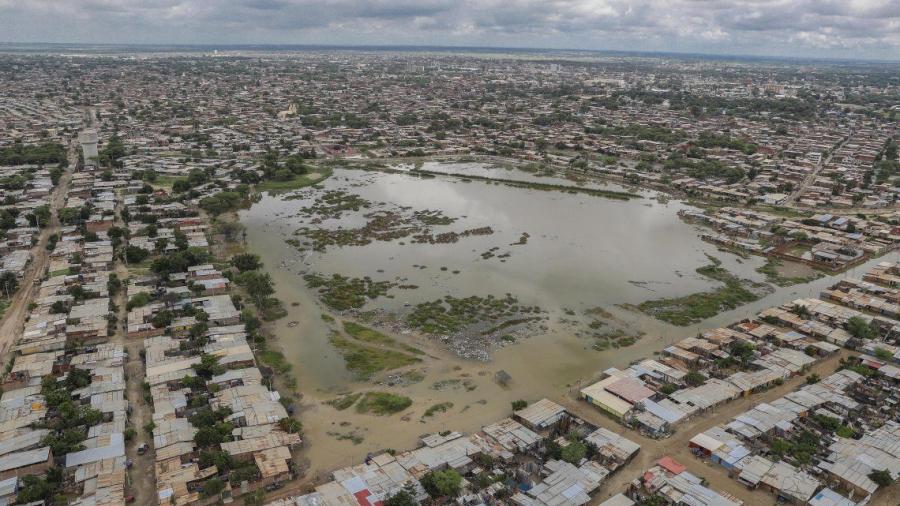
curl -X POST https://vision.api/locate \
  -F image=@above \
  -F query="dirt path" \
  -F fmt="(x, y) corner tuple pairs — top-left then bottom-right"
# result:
(111, 190), (157, 504)
(0, 144), (74, 363)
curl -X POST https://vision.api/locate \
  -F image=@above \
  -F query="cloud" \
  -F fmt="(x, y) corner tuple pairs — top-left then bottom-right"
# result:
(0, 0), (897, 59)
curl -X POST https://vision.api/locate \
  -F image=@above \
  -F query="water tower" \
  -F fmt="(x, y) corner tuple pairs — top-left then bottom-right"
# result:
(79, 129), (99, 166)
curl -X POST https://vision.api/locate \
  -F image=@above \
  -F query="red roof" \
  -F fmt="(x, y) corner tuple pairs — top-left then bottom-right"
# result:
(353, 490), (382, 506)
(861, 359), (883, 369)
(605, 378), (654, 404)
(657, 456), (686, 475)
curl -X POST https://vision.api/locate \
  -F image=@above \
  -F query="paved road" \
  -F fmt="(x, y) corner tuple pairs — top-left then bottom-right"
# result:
(0, 144), (74, 363)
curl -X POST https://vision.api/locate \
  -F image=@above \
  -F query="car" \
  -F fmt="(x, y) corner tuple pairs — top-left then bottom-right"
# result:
(137, 443), (149, 455)
(126, 496), (135, 503)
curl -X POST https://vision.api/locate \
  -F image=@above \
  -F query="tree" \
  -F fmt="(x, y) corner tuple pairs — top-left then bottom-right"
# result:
(215, 220), (246, 243)
(874, 347), (893, 361)
(16, 474), (57, 503)
(237, 271), (275, 308)
(244, 489), (267, 506)
(729, 341), (755, 365)
(684, 371), (706, 386)
(384, 485), (417, 506)
(99, 134), (126, 167)
(151, 309), (174, 329)
(125, 245), (150, 264)
(790, 303), (811, 318)
(561, 441), (587, 464)
(57, 207), (80, 225)
(278, 417), (302, 434)
(194, 427), (225, 447)
(421, 469), (462, 498)
(868, 469), (893, 487)
(29, 205), (51, 227)
(511, 399), (528, 411)
(231, 253), (262, 272)
(846, 316), (877, 340)
(202, 477), (225, 497)
(42, 428), (87, 456)
(0, 271), (19, 298)
(172, 179), (191, 193)
(284, 154), (309, 175)
(806, 373), (821, 384)
(193, 353), (225, 379)
(107, 273), (122, 296)
(66, 368), (92, 389)
(199, 191), (242, 215)
(660, 383), (678, 395)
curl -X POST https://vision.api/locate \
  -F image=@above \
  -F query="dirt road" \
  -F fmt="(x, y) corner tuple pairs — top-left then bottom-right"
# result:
(0, 145), (74, 363)
(110, 191), (157, 504)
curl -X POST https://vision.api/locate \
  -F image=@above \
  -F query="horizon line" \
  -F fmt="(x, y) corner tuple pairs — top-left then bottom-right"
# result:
(1, 41), (898, 65)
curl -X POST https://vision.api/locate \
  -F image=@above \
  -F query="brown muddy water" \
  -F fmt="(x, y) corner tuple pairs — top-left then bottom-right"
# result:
(238, 162), (894, 476)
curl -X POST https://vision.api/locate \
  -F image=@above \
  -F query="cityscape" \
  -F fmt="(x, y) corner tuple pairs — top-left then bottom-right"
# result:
(0, 4), (898, 506)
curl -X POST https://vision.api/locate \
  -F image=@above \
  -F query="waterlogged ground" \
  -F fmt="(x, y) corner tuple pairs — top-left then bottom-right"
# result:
(238, 162), (891, 476)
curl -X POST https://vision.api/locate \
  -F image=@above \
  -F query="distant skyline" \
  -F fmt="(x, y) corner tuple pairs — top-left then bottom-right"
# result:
(0, 0), (898, 61)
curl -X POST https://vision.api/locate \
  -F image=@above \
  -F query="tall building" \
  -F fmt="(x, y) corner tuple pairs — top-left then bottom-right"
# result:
(79, 129), (99, 166)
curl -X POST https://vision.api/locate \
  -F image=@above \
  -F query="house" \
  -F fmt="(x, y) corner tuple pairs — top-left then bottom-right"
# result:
(513, 398), (567, 434)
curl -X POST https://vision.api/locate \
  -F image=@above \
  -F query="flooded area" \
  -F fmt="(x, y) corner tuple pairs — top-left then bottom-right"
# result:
(238, 162), (893, 476)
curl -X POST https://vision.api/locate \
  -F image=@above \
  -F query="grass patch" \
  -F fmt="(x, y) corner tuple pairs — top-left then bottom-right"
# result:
(343, 321), (395, 345)
(756, 258), (823, 287)
(153, 175), (187, 188)
(258, 350), (292, 374)
(327, 431), (364, 444)
(355, 392), (412, 415)
(639, 256), (771, 326)
(256, 167), (333, 192)
(327, 393), (362, 411)
(756, 205), (812, 219)
(423, 402), (454, 418)
(329, 334), (420, 380)
(259, 298), (288, 321)
(343, 321), (425, 355)
(406, 294), (542, 335)
(0, 299), (9, 320)
(49, 268), (70, 277)
(304, 273), (395, 311)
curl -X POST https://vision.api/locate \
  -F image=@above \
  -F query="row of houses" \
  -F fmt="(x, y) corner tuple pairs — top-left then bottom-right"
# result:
(0, 158), (134, 505)
(272, 399), (640, 506)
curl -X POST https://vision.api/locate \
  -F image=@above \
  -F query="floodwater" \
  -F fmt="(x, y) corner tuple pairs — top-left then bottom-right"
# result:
(238, 162), (894, 476)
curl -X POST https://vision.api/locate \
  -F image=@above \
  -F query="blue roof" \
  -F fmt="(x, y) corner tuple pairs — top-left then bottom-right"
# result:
(724, 445), (751, 465)
(809, 488), (856, 506)
(640, 399), (684, 423)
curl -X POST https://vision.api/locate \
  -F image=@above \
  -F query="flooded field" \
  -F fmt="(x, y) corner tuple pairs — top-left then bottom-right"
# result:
(238, 162), (890, 476)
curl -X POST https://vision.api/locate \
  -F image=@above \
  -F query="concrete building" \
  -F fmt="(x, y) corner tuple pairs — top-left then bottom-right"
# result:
(79, 129), (99, 166)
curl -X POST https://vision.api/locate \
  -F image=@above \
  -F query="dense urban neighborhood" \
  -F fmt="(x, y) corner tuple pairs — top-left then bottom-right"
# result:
(0, 47), (897, 506)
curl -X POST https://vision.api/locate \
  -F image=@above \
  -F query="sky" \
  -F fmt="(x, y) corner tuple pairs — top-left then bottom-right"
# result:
(0, 0), (898, 60)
